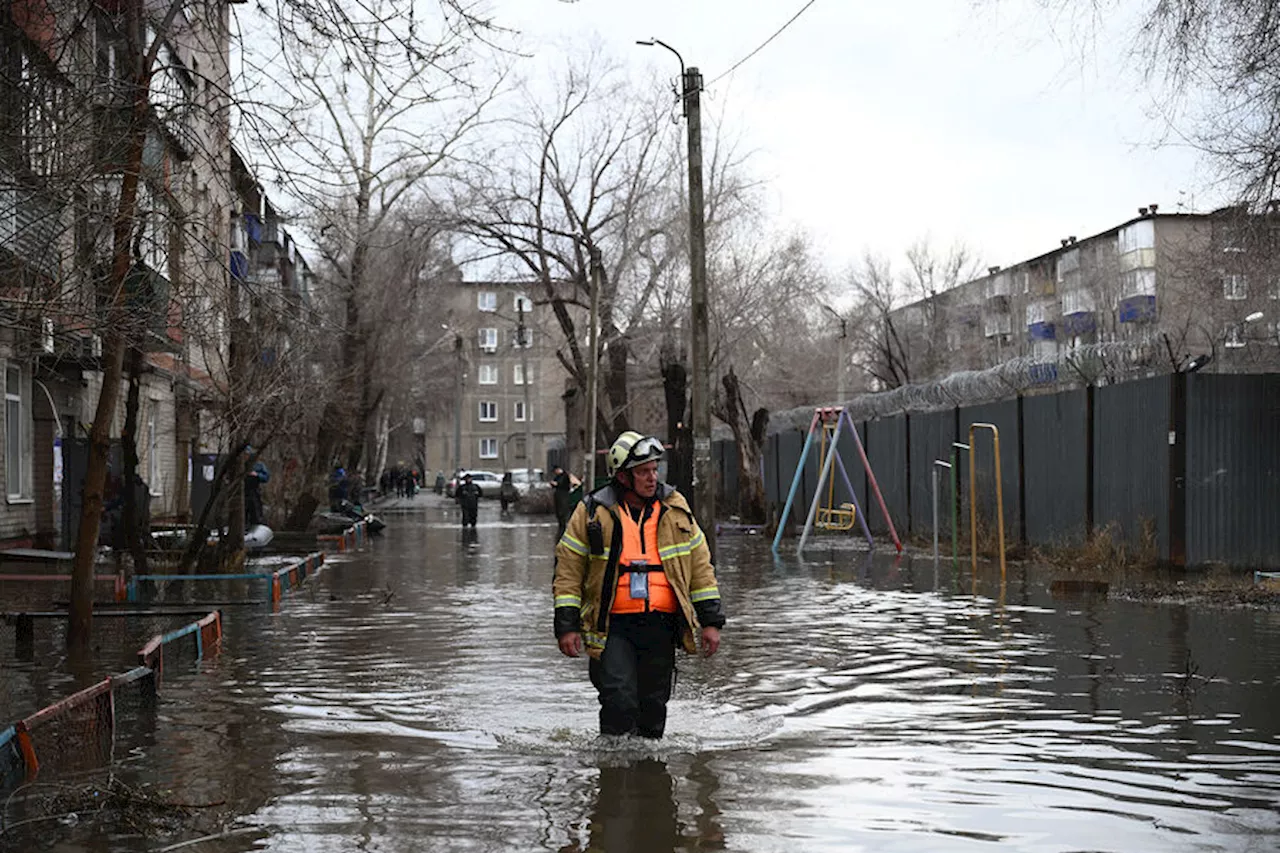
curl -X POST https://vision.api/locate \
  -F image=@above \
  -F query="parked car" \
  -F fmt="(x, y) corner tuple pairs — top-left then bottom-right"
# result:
(507, 467), (549, 497)
(446, 470), (502, 498)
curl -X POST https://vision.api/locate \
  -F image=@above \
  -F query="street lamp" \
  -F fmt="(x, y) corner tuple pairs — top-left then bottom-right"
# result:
(819, 302), (848, 403)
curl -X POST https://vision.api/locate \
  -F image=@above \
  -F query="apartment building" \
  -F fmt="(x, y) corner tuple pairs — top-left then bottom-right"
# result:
(0, 1), (236, 546)
(424, 280), (566, 476)
(887, 207), (1280, 385)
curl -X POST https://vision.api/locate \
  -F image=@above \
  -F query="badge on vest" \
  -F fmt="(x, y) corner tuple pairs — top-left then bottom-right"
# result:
(628, 561), (649, 600)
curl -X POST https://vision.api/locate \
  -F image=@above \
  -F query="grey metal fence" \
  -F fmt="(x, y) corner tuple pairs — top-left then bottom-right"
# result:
(750, 372), (1277, 568)
(1022, 389), (1089, 546)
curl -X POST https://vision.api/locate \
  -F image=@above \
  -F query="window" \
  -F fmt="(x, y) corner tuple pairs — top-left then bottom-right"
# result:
(514, 401), (527, 422)
(1118, 220), (1157, 272)
(5, 365), (26, 499)
(477, 291), (497, 312)
(146, 406), (162, 495)
(478, 364), (498, 385)
(514, 294), (534, 314)
(1061, 289), (1095, 315)
(512, 327), (533, 348)
(479, 438), (498, 459)
(1225, 324), (1246, 348)
(513, 363), (525, 385)
(1056, 249), (1079, 283)
(1120, 269), (1157, 299)
(1118, 219), (1156, 253)
(478, 328), (497, 352)
(478, 401), (498, 422)
(1223, 274), (1249, 301)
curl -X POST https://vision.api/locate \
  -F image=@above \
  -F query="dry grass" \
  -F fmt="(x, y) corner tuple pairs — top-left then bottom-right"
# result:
(1035, 521), (1159, 580)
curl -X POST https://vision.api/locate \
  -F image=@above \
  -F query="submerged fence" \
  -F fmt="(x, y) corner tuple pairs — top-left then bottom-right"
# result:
(717, 372), (1280, 568)
(0, 546), (336, 799)
(0, 611), (221, 794)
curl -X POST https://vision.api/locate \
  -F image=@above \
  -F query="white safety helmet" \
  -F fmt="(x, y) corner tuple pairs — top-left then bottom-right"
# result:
(606, 431), (665, 478)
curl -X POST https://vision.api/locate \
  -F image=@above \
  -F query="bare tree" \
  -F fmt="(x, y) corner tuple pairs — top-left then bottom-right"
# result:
(1042, 0), (1280, 204)
(241, 0), (506, 487)
(456, 50), (683, 448)
(846, 240), (982, 389)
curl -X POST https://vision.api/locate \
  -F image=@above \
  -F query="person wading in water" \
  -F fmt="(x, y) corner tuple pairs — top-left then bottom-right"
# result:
(552, 431), (726, 738)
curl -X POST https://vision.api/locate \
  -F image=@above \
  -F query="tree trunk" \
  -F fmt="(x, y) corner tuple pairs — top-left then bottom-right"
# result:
(603, 329), (631, 438)
(120, 345), (149, 574)
(68, 28), (147, 649)
(661, 350), (691, 495)
(719, 367), (768, 523)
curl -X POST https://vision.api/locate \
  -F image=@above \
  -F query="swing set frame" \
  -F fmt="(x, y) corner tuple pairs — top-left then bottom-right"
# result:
(770, 407), (903, 555)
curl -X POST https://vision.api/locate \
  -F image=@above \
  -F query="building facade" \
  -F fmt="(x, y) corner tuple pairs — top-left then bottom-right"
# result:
(423, 280), (566, 477)
(887, 208), (1280, 385)
(0, 1), (242, 547)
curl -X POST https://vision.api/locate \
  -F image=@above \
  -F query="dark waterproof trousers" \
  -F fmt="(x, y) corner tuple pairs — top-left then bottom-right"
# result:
(588, 612), (678, 738)
(461, 505), (478, 527)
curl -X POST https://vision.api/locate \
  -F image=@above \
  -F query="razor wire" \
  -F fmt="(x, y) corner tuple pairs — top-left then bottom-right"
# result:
(767, 338), (1167, 433)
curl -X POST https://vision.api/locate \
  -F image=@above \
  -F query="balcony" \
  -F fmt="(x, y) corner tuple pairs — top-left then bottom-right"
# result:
(0, 182), (63, 278)
(1118, 295), (1156, 324)
(983, 313), (1012, 338)
(123, 264), (181, 352)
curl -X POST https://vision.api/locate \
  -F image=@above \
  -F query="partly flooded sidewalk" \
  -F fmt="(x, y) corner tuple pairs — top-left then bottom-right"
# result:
(2, 497), (1278, 851)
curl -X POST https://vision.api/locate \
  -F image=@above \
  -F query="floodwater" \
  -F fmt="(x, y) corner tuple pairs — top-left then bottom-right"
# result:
(4, 494), (1280, 851)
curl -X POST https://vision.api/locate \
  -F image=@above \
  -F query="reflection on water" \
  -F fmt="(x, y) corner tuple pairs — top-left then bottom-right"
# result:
(5, 498), (1278, 852)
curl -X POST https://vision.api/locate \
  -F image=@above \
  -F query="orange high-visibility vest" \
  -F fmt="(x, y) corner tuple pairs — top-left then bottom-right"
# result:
(611, 501), (677, 614)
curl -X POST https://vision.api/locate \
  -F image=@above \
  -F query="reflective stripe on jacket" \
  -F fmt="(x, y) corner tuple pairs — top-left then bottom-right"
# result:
(553, 483), (726, 657)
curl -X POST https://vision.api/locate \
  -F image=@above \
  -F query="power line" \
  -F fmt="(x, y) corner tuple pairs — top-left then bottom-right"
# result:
(706, 0), (820, 88)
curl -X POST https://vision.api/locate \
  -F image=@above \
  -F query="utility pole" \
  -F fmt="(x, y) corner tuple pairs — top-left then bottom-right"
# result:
(585, 248), (602, 490)
(518, 301), (534, 472)
(684, 65), (715, 554)
(452, 334), (463, 475)
(821, 303), (848, 403)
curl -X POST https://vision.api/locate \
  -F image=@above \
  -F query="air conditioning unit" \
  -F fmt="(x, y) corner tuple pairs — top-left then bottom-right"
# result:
(40, 317), (54, 354)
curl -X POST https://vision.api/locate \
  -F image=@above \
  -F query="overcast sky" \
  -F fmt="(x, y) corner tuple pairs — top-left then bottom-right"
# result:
(492, 0), (1219, 275)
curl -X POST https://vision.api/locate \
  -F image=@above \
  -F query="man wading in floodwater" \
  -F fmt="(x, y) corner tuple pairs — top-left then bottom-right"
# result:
(553, 431), (726, 738)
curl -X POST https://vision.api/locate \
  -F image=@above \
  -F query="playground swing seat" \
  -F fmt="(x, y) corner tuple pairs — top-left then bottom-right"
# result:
(815, 502), (858, 531)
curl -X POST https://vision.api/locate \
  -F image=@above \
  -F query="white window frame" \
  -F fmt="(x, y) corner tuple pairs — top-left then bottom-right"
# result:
(513, 363), (525, 385)
(146, 404), (162, 495)
(478, 327), (498, 352)
(1223, 274), (1249, 301)
(477, 291), (497, 312)
(513, 294), (533, 314)
(479, 438), (498, 459)
(514, 400), (527, 422)
(1224, 324), (1246, 348)
(478, 400), (498, 423)
(513, 327), (533, 349)
(5, 363), (29, 501)
(478, 364), (498, 385)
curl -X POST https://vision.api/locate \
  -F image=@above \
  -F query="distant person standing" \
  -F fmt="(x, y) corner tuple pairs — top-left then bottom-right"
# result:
(551, 465), (575, 540)
(455, 472), (482, 528)
(434, 470), (445, 495)
(499, 472), (518, 515)
(245, 460), (270, 527)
